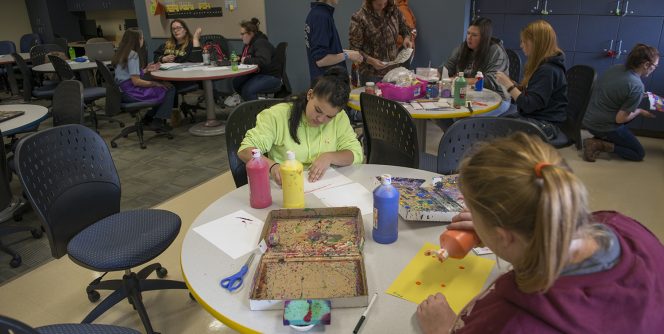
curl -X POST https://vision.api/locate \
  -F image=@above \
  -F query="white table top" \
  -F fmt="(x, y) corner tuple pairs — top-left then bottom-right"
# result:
(348, 86), (502, 119)
(0, 52), (31, 65)
(181, 164), (503, 333)
(150, 64), (258, 82)
(31, 60), (111, 73)
(0, 104), (49, 136)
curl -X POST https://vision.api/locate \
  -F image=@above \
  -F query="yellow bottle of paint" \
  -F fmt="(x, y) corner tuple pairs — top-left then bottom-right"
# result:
(280, 151), (304, 208)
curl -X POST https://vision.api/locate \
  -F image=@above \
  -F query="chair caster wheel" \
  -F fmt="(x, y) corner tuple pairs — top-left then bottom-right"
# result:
(12, 212), (22, 222)
(87, 290), (100, 302)
(111, 142), (118, 148)
(31, 228), (43, 239)
(140, 144), (147, 149)
(119, 122), (125, 128)
(156, 266), (168, 278)
(9, 256), (21, 268)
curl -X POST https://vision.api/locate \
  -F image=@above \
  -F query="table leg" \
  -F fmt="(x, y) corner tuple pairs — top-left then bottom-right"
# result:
(415, 119), (427, 152)
(188, 80), (226, 136)
(4, 64), (19, 96)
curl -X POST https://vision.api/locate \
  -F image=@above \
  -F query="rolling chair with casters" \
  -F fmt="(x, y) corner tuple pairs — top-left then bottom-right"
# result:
(19, 33), (41, 53)
(15, 124), (190, 334)
(557, 64), (596, 150)
(436, 117), (548, 175)
(11, 53), (54, 105)
(225, 99), (282, 187)
(0, 314), (142, 334)
(96, 60), (173, 149)
(0, 40), (16, 93)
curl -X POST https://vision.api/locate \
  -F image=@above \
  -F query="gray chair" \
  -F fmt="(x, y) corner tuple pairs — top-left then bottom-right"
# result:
(436, 117), (548, 174)
(506, 48), (522, 83)
(0, 310), (141, 334)
(225, 99), (282, 187)
(11, 53), (54, 104)
(15, 124), (189, 334)
(52, 80), (85, 126)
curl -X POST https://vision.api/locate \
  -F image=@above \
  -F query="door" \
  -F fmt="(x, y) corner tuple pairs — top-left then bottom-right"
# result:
(502, 14), (541, 50)
(579, 0), (621, 15)
(623, 0), (664, 17)
(506, 0), (541, 14)
(478, 13), (506, 41)
(572, 52), (615, 74)
(545, 15), (579, 52)
(546, 0), (580, 15)
(616, 17), (663, 60)
(475, 0), (508, 14)
(575, 16), (619, 53)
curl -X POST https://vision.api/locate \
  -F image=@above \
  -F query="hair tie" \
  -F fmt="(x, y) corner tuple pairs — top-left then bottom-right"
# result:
(534, 162), (552, 178)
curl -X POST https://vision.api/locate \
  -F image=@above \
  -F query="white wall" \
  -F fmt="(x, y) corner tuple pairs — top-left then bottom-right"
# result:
(0, 1), (32, 50)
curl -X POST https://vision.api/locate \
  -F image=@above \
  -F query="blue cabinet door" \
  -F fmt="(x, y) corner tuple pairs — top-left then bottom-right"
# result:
(475, 0), (508, 13)
(616, 17), (663, 59)
(545, 15), (579, 52)
(572, 52), (615, 73)
(506, 0), (541, 14)
(580, 0), (621, 15)
(478, 13), (506, 40)
(546, 0), (580, 15)
(646, 57), (664, 95)
(502, 14), (542, 49)
(624, 0), (664, 17)
(576, 16), (619, 53)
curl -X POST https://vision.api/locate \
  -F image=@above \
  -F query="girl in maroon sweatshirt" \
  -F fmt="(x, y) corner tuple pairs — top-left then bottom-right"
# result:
(417, 133), (664, 334)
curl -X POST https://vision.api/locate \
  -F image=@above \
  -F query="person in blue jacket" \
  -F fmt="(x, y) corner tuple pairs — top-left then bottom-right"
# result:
(305, 0), (363, 82)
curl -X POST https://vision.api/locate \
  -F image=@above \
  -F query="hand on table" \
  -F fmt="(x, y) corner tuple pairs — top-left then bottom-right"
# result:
(145, 62), (160, 72)
(416, 293), (456, 334)
(308, 153), (332, 182)
(161, 54), (176, 63)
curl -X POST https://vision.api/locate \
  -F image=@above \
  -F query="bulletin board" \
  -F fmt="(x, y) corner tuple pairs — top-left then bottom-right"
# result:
(146, 0), (266, 39)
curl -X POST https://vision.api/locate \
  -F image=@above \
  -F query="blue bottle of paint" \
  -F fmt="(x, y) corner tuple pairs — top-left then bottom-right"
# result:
(373, 174), (400, 244)
(475, 71), (484, 91)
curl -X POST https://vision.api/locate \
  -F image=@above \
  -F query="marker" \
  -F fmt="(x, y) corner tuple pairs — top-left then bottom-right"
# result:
(353, 292), (378, 334)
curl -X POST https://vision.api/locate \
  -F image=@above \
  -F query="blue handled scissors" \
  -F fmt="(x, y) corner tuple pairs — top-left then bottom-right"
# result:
(220, 253), (255, 292)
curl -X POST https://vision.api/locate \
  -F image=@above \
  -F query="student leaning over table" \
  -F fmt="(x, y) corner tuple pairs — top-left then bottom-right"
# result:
(416, 133), (664, 334)
(238, 67), (363, 185)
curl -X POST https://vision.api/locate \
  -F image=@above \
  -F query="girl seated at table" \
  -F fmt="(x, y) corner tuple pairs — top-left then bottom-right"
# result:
(113, 29), (175, 132)
(153, 19), (202, 63)
(496, 20), (567, 141)
(443, 17), (510, 116)
(416, 133), (664, 334)
(582, 43), (659, 162)
(238, 67), (363, 184)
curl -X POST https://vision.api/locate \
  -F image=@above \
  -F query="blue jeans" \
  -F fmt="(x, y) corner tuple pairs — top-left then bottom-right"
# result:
(232, 74), (282, 101)
(123, 86), (176, 120)
(589, 125), (645, 161)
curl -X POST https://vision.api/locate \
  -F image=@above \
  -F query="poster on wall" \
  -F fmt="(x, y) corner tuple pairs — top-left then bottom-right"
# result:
(225, 0), (238, 12)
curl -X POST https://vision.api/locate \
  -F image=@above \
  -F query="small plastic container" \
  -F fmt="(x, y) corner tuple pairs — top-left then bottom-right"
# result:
(376, 79), (427, 102)
(426, 79), (439, 99)
(365, 82), (376, 95)
(440, 78), (452, 98)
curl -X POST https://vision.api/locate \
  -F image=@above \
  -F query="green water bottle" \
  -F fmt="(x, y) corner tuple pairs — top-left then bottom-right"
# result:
(230, 50), (238, 71)
(68, 46), (76, 60)
(453, 72), (467, 108)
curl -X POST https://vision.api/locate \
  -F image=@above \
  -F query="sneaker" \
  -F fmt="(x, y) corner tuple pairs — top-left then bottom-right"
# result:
(147, 119), (172, 132)
(224, 93), (242, 107)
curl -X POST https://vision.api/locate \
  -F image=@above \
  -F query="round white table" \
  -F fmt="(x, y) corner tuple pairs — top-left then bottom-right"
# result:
(150, 64), (258, 136)
(0, 104), (49, 136)
(0, 53), (31, 96)
(31, 59), (111, 73)
(181, 164), (502, 333)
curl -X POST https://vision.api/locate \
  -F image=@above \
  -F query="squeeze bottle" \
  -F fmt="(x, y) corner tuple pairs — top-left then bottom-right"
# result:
(246, 149), (272, 209)
(280, 151), (304, 208)
(373, 174), (400, 244)
(475, 71), (484, 91)
(453, 72), (467, 108)
(429, 229), (479, 261)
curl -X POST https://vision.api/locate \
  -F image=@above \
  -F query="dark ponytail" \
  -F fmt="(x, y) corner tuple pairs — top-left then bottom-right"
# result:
(287, 66), (351, 144)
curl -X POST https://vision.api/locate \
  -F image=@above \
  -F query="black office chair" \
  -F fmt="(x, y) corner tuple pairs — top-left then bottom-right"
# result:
(559, 64), (596, 150)
(226, 99), (283, 187)
(19, 33), (41, 53)
(0, 41), (16, 91)
(15, 124), (189, 334)
(257, 42), (292, 98)
(48, 55), (120, 129)
(436, 117), (548, 175)
(360, 93), (435, 170)
(200, 34), (230, 59)
(29, 44), (64, 67)
(11, 53), (54, 104)
(0, 311), (141, 334)
(95, 60), (173, 149)
(51, 80), (85, 126)
(53, 37), (69, 55)
(505, 48), (522, 83)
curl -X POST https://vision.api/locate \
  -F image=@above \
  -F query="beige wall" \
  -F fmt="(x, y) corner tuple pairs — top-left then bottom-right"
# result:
(0, 1), (32, 51)
(86, 9), (137, 44)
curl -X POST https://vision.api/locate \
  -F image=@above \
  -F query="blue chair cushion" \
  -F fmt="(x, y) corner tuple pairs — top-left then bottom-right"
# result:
(32, 87), (55, 99)
(67, 209), (181, 271)
(121, 100), (160, 111)
(37, 324), (141, 334)
(83, 87), (106, 103)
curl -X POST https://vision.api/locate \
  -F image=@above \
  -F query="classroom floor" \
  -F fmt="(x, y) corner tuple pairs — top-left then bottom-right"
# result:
(0, 122), (662, 333)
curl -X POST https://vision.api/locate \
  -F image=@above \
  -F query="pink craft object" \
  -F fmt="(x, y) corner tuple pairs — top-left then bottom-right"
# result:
(376, 79), (427, 102)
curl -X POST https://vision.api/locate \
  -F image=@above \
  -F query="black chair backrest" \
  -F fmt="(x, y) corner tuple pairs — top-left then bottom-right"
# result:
(0, 40), (16, 55)
(15, 124), (121, 258)
(11, 52), (34, 102)
(505, 48), (522, 83)
(225, 99), (283, 187)
(562, 64), (596, 149)
(360, 93), (420, 168)
(200, 34), (230, 59)
(95, 59), (122, 116)
(48, 55), (75, 81)
(54, 37), (68, 53)
(273, 42), (292, 98)
(437, 117), (548, 174)
(20, 33), (41, 53)
(52, 80), (85, 126)
(0, 315), (40, 334)
(29, 43), (64, 66)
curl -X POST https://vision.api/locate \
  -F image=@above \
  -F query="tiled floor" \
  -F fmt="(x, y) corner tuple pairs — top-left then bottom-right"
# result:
(1, 112), (663, 333)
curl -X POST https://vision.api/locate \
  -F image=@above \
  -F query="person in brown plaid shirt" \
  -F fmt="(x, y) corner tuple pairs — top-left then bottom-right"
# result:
(349, 0), (413, 85)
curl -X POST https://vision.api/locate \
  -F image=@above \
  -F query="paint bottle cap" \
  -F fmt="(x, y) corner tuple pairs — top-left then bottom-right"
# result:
(381, 174), (392, 185)
(251, 148), (261, 158)
(286, 150), (296, 160)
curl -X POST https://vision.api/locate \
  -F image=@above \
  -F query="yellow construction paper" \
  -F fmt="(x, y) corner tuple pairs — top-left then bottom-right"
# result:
(386, 242), (495, 314)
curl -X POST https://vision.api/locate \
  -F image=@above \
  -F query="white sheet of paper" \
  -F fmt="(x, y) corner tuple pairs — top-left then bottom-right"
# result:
(193, 210), (264, 259)
(304, 168), (353, 194)
(313, 182), (373, 215)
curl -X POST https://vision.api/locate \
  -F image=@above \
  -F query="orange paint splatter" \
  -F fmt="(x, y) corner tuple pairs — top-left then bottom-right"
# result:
(440, 283), (446, 288)
(415, 281), (422, 285)
(458, 266), (465, 269)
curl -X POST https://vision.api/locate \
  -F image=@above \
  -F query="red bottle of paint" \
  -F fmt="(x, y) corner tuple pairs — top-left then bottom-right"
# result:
(439, 229), (479, 259)
(246, 148), (272, 209)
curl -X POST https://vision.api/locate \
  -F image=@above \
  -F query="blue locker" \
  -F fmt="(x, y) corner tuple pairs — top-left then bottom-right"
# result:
(545, 0), (581, 15)
(616, 17), (663, 58)
(622, 0), (664, 17)
(579, 0), (623, 15)
(545, 15), (580, 51)
(478, 13), (506, 41)
(503, 14), (542, 49)
(506, 0), (541, 14)
(575, 16), (620, 53)
(572, 52), (615, 73)
(475, 0), (508, 14)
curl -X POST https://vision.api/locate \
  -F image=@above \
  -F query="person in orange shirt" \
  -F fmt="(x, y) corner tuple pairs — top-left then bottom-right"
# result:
(396, 0), (417, 50)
